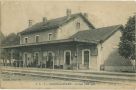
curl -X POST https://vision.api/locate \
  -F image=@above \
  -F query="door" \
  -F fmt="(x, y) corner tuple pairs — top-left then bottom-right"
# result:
(83, 50), (90, 69)
(34, 52), (39, 67)
(46, 52), (54, 69)
(64, 50), (71, 69)
(24, 53), (27, 67)
(65, 51), (71, 65)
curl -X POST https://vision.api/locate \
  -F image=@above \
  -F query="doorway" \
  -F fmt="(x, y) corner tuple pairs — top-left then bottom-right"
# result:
(46, 51), (54, 69)
(82, 49), (90, 69)
(33, 52), (39, 67)
(64, 50), (71, 65)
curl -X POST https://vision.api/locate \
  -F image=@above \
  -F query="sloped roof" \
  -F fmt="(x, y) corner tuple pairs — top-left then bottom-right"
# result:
(70, 25), (123, 43)
(19, 13), (95, 35)
(1, 38), (75, 49)
(1, 25), (123, 49)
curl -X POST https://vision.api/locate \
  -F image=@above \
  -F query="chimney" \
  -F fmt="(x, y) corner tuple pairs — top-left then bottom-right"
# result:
(28, 20), (33, 27)
(83, 13), (88, 19)
(43, 17), (47, 23)
(66, 9), (71, 17)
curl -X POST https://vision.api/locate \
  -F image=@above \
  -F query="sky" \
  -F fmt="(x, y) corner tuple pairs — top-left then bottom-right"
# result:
(1, 1), (136, 35)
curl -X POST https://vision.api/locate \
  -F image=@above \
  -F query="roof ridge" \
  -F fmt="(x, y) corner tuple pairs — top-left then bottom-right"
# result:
(70, 24), (123, 44)
(19, 12), (83, 35)
(75, 24), (122, 33)
(36, 12), (82, 24)
(96, 24), (122, 29)
(95, 24), (122, 30)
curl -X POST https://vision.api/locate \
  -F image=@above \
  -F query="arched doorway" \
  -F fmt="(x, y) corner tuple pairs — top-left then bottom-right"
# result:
(64, 50), (71, 65)
(82, 49), (90, 69)
(46, 51), (54, 69)
(64, 50), (71, 69)
(33, 52), (39, 67)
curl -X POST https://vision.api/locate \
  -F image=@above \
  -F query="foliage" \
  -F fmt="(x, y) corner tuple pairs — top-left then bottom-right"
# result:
(119, 16), (135, 60)
(1, 33), (20, 45)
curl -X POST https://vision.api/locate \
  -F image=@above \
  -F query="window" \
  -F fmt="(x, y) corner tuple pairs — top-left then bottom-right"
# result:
(48, 33), (52, 40)
(76, 22), (80, 29)
(64, 50), (71, 65)
(24, 37), (28, 43)
(35, 35), (39, 43)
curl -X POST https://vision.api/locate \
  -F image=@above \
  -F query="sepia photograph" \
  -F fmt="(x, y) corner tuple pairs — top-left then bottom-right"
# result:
(0, 0), (136, 89)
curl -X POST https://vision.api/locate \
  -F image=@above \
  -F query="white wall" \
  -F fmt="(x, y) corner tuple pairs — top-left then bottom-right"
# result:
(90, 55), (97, 70)
(56, 16), (92, 39)
(101, 30), (121, 65)
(97, 44), (102, 71)
(97, 30), (124, 71)
(20, 16), (92, 44)
(20, 29), (57, 44)
(23, 52), (32, 66)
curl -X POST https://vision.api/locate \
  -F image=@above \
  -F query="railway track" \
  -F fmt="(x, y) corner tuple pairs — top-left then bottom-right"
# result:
(0, 67), (136, 86)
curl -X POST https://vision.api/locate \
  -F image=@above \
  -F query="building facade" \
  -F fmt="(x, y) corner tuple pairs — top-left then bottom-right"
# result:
(1, 10), (124, 71)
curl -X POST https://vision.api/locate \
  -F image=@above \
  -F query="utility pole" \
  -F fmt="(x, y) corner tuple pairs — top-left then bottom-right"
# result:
(134, 12), (136, 72)
(134, 13), (136, 54)
(134, 12), (136, 45)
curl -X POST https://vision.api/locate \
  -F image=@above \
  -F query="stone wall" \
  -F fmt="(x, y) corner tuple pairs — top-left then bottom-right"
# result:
(104, 66), (134, 72)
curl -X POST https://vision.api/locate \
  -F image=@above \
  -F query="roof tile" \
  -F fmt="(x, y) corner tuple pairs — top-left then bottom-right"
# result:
(20, 13), (95, 35)
(70, 25), (122, 43)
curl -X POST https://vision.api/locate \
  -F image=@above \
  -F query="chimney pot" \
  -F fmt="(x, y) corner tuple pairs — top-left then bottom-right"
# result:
(43, 17), (47, 23)
(66, 9), (71, 17)
(28, 20), (33, 27)
(84, 13), (88, 18)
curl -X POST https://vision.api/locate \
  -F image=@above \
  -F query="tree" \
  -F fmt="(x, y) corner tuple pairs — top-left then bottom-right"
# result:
(0, 49), (11, 66)
(1, 33), (20, 45)
(0, 33), (20, 66)
(119, 16), (135, 60)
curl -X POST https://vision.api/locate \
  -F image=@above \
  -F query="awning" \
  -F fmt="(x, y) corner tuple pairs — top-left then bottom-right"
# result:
(0, 38), (97, 49)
